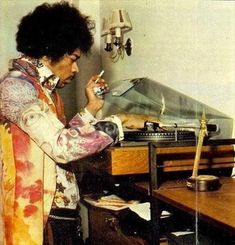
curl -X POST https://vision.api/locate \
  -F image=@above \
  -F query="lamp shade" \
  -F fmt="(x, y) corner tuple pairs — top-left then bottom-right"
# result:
(101, 17), (111, 37)
(110, 9), (132, 32)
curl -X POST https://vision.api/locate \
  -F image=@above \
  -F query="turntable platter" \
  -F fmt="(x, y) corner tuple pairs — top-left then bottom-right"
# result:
(124, 130), (196, 142)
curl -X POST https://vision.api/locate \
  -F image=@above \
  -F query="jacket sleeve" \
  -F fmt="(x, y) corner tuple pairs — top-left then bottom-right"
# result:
(0, 77), (114, 163)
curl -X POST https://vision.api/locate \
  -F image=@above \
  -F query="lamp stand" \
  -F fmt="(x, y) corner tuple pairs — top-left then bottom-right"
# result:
(186, 111), (221, 192)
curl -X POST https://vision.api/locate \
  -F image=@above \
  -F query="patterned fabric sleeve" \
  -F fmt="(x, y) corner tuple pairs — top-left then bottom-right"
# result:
(75, 109), (124, 144)
(0, 77), (113, 164)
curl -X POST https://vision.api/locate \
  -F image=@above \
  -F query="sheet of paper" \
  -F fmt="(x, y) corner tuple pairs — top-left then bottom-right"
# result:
(171, 231), (195, 237)
(129, 202), (171, 221)
(83, 194), (139, 211)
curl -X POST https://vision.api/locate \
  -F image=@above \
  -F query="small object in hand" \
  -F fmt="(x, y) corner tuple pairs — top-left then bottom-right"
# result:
(93, 86), (106, 97)
(94, 70), (104, 84)
(93, 70), (108, 98)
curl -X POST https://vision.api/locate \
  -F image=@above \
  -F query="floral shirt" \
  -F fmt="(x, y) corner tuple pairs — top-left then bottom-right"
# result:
(0, 56), (122, 244)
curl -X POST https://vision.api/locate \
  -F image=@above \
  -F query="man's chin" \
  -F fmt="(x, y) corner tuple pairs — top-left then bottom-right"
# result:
(56, 79), (72, 88)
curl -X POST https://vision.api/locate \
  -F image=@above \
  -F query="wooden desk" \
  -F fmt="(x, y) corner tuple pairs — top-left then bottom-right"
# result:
(84, 139), (235, 244)
(95, 176), (235, 245)
(134, 177), (235, 244)
(154, 177), (235, 234)
(88, 144), (234, 175)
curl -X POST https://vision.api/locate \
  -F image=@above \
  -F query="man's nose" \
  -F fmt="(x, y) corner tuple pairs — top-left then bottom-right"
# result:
(72, 62), (79, 73)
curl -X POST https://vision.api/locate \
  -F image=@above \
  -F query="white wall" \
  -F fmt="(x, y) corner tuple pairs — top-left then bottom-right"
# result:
(98, 0), (235, 135)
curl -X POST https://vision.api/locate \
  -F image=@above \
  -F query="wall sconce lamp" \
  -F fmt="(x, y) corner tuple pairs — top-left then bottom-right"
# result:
(101, 9), (133, 62)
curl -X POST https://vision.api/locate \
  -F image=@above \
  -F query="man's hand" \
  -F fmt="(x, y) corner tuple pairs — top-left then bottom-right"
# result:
(85, 75), (109, 116)
(117, 113), (160, 129)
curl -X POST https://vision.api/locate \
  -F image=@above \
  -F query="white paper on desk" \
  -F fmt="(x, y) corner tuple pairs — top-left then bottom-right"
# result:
(171, 231), (195, 237)
(129, 202), (171, 221)
(83, 194), (139, 211)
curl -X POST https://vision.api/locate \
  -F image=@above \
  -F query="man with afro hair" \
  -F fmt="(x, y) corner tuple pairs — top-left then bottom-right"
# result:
(0, 2), (159, 244)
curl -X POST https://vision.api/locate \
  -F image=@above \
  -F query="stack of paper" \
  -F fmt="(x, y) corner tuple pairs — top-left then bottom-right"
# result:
(84, 194), (139, 211)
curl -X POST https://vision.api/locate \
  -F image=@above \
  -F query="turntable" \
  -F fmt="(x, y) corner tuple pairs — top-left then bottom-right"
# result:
(93, 77), (234, 176)
(123, 121), (196, 142)
(103, 77), (233, 142)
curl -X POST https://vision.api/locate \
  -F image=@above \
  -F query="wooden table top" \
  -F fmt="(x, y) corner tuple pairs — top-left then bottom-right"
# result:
(135, 177), (235, 233)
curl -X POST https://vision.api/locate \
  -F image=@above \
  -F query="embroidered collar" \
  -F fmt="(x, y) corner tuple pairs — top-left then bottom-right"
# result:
(10, 56), (60, 94)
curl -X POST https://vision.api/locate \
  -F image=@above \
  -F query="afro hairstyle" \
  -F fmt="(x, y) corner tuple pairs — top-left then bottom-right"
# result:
(16, 1), (94, 62)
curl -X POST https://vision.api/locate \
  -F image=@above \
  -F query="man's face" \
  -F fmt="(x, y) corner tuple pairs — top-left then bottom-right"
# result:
(48, 49), (81, 88)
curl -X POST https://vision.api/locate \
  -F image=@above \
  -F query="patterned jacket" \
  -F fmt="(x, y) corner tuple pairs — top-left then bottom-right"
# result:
(0, 57), (116, 244)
